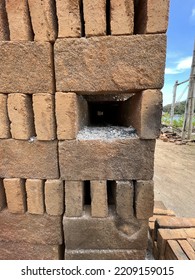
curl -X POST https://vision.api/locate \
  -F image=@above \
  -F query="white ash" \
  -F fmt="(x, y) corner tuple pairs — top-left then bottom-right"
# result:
(77, 126), (138, 140)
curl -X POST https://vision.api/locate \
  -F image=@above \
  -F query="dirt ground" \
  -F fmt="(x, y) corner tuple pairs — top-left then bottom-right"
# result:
(154, 139), (195, 218)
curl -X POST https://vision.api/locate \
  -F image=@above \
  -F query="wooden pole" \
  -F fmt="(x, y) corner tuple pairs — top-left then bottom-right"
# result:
(170, 80), (178, 126)
(182, 40), (195, 140)
(187, 40), (195, 140)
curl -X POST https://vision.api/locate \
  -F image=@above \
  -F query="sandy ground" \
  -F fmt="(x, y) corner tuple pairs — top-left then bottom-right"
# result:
(154, 139), (195, 218)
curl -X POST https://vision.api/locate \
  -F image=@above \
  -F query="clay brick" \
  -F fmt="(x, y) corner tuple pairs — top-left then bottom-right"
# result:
(28, 0), (57, 42)
(26, 179), (45, 215)
(6, 0), (33, 40)
(135, 0), (170, 34)
(0, 179), (6, 211)
(157, 228), (187, 258)
(55, 92), (88, 140)
(90, 181), (108, 218)
(0, 139), (59, 179)
(3, 178), (26, 214)
(0, 94), (10, 138)
(155, 217), (195, 230)
(63, 207), (148, 250)
(83, 0), (106, 37)
(65, 181), (84, 217)
(8, 93), (35, 140)
(110, 0), (134, 35)
(45, 179), (64, 215)
(135, 180), (154, 219)
(65, 249), (146, 260)
(0, 209), (63, 244)
(154, 200), (167, 211)
(187, 238), (195, 251)
(56, 0), (81, 38)
(55, 34), (166, 93)
(0, 0), (9, 40)
(178, 240), (195, 260)
(0, 241), (62, 260)
(164, 240), (188, 260)
(153, 209), (175, 216)
(0, 41), (54, 94)
(115, 181), (134, 219)
(33, 93), (56, 140)
(59, 138), (155, 181)
(120, 90), (162, 139)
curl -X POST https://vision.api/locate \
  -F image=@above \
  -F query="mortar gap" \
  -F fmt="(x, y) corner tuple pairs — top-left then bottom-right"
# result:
(107, 181), (116, 205)
(79, 0), (85, 37)
(132, 180), (137, 217)
(106, 0), (111, 35)
(84, 181), (91, 205)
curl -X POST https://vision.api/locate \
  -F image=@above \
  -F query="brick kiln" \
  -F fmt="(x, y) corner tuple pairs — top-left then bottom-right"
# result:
(0, 0), (169, 259)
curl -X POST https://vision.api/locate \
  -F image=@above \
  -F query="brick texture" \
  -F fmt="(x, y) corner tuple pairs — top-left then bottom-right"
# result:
(65, 181), (84, 217)
(64, 208), (148, 250)
(90, 181), (108, 218)
(8, 93), (35, 140)
(59, 138), (155, 180)
(135, 0), (170, 34)
(0, 209), (63, 244)
(55, 35), (166, 93)
(26, 179), (45, 215)
(119, 90), (162, 139)
(111, 0), (134, 35)
(115, 181), (134, 219)
(83, 0), (106, 37)
(135, 180), (154, 219)
(55, 92), (88, 140)
(0, 0), (9, 40)
(65, 249), (146, 260)
(6, 0), (33, 40)
(56, 0), (81, 38)
(0, 241), (62, 260)
(28, 0), (57, 42)
(33, 93), (56, 140)
(0, 94), (10, 138)
(0, 179), (6, 211)
(3, 178), (26, 214)
(0, 41), (54, 94)
(45, 180), (64, 215)
(0, 139), (59, 179)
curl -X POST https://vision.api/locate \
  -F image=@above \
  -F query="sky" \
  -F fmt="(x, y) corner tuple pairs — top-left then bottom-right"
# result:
(162, 0), (195, 105)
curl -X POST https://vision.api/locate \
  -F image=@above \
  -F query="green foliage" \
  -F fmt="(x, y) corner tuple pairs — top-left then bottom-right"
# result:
(163, 101), (186, 114)
(161, 113), (195, 128)
(162, 112), (171, 125)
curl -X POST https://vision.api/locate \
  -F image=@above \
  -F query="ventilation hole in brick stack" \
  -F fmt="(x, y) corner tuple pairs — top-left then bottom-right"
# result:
(88, 101), (121, 126)
(84, 180), (91, 205)
(106, 0), (111, 35)
(132, 180), (136, 217)
(107, 181), (115, 206)
(79, 0), (85, 37)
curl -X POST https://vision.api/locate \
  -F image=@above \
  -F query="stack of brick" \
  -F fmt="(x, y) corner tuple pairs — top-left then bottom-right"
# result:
(0, 0), (169, 260)
(149, 202), (195, 260)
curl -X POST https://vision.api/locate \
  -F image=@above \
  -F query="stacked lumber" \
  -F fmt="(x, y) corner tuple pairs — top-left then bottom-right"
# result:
(0, 0), (169, 259)
(149, 201), (195, 260)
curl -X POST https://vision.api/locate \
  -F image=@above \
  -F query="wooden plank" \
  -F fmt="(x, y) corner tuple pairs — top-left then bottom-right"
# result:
(164, 240), (189, 260)
(178, 240), (195, 260)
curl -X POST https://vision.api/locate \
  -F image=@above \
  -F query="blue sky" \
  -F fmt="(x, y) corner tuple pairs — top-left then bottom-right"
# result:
(163, 0), (195, 105)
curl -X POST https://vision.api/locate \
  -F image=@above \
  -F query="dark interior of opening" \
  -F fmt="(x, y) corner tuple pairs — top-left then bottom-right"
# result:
(107, 181), (116, 205)
(88, 101), (124, 127)
(84, 181), (91, 205)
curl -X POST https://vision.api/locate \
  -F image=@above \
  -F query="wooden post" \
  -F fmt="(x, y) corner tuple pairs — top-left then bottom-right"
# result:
(170, 80), (178, 126)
